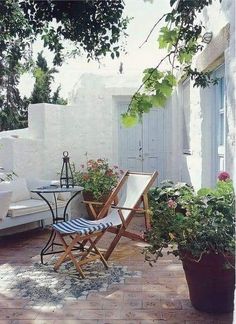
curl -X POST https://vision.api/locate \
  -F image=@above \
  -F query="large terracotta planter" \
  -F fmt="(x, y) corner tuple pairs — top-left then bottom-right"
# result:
(181, 252), (235, 313)
(83, 191), (110, 218)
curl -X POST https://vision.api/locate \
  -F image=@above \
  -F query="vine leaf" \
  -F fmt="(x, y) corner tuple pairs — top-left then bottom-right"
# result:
(158, 26), (179, 50)
(151, 92), (167, 107)
(121, 113), (139, 127)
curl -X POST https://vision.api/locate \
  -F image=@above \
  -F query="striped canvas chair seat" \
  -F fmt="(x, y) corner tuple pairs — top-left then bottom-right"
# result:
(52, 218), (113, 235)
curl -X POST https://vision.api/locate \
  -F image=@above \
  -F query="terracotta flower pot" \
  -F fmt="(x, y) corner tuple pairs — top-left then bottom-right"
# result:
(83, 191), (110, 219)
(181, 251), (235, 313)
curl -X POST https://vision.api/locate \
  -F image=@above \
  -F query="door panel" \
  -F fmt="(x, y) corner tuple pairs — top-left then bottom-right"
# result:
(118, 102), (142, 171)
(142, 108), (164, 174)
(118, 102), (164, 180)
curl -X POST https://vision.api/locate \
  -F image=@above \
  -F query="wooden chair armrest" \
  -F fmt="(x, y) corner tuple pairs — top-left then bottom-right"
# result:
(82, 200), (105, 206)
(111, 205), (145, 213)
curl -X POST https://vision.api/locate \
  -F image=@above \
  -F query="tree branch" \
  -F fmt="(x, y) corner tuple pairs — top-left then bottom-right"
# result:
(139, 14), (167, 48)
(127, 51), (175, 112)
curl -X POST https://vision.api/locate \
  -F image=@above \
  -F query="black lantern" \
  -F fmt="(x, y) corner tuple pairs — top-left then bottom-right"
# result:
(202, 32), (213, 44)
(60, 151), (74, 188)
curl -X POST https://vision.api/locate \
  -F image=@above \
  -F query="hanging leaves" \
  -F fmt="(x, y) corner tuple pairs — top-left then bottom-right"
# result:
(121, 113), (139, 127)
(122, 71), (176, 127)
(123, 0), (221, 127)
(158, 26), (179, 50)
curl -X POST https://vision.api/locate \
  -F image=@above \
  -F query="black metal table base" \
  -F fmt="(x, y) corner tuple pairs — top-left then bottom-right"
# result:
(30, 187), (83, 264)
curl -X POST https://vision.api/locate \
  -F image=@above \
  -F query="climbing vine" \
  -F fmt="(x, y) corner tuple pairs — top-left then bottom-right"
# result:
(122, 0), (222, 127)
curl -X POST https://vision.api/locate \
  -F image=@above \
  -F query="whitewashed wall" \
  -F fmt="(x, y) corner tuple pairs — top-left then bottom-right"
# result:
(168, 0), (235, 190)
(0, 75), (139, 181)
(0, 0), (235, 191)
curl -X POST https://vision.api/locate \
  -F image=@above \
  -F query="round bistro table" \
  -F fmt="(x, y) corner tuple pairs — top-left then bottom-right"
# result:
(31, 185), (83, 263)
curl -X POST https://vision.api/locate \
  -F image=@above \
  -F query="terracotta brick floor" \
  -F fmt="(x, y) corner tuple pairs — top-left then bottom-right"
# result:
(0, 216), (233, 324)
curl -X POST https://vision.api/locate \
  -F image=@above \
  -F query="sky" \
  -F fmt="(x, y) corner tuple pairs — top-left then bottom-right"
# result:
(19, 0), (171, 100)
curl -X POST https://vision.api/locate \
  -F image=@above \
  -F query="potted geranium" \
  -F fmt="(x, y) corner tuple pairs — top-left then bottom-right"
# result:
(145, 172), (235, 313)
(73, 158), (122, 217)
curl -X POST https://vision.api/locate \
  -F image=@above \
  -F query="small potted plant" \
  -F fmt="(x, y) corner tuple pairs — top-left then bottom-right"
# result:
(73, 158), (122, 217)
(145, 172), (235, 313)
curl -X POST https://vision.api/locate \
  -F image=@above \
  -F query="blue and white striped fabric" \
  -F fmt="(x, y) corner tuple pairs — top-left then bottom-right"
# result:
(52, 217), (113, 235)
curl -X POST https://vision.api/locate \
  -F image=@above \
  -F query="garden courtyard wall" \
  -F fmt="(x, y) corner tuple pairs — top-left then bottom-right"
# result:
(0, 0), (235, 191)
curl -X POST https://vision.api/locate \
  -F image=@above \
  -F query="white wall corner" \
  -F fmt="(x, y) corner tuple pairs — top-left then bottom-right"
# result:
(28, 103), (46, 139)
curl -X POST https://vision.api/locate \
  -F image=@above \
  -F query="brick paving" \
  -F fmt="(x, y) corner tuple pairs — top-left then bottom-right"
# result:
(0, 216), (233, 323)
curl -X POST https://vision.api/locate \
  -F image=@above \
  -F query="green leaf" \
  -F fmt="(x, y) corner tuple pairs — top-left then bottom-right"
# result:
(158, 80), (173, 97)
(141, 100), (153, 112)
(121, 113), (139, 127)
(178, 50), (193, 64)
(158, 27), (170, 49)
(197, 188), (214, 197)
(150, 92), (167, 107)
(158, 26), (179, 50)
(165, 73), (177, 86)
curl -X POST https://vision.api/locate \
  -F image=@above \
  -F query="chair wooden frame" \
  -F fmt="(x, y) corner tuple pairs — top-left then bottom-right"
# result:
(52, 173), (128, 276)
(54, 230), (109, 278)
(52, 170), (158, 277)
(83, 170), (158, 260)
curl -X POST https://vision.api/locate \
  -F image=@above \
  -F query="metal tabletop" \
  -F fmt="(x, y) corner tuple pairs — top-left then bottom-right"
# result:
(31, 185), (83, 194)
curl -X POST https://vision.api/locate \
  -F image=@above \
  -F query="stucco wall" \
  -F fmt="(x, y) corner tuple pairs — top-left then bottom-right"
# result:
(0, 75), (138, 181)
(0, 0), (235, 191)
(170, 0), (235, 190)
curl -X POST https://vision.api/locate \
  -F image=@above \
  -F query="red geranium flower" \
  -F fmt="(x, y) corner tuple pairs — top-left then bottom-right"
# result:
(167, 199), (177, 209)
(83, 173), (89, 180)
(218, 171), (230, 181)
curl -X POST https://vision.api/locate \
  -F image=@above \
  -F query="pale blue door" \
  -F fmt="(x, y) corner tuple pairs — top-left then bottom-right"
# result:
(117, 101), (164, 180)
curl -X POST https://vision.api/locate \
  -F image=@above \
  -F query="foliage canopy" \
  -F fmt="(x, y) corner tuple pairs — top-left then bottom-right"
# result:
(0, 0), (128, 130)
(122, 0), (222, 127)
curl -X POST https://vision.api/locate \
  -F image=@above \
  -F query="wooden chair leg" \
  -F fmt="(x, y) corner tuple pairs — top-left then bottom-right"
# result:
(79, 232), (109, 269)
(88, 238), (109, 269)
(104, 227), (124, 260)
(54, 233), (85, 278)
(53, 231), (109, 277)
(67, 248), (86, 278)
(143, 193), (151, 230)
(80, 232), (104, 260)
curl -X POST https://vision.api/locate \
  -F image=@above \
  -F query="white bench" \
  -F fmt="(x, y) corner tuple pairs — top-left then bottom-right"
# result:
(0, 178), (67, 231)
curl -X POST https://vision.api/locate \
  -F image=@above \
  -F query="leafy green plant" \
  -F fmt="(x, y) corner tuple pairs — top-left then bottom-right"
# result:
(73, 158), (122, 200)
(145, 175), (235, 265)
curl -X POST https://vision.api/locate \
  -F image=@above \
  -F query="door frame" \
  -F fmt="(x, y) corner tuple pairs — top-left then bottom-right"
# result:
(212, 64), (226, 182)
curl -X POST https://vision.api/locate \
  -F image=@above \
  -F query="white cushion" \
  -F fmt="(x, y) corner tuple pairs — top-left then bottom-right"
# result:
(8, 199), (48, 217)
(0, 173), (7, 181)
(26, 178), (59, 203)
(8, 198), (66, 217)
(0, 178), (31, 203)
(0, 172), (18, 181)
(0, 191), (12, 220)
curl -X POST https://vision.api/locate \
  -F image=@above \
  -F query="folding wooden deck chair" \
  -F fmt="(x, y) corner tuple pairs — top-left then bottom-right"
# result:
(52, 170), (157, 277)
(92, 170), (158, 260)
